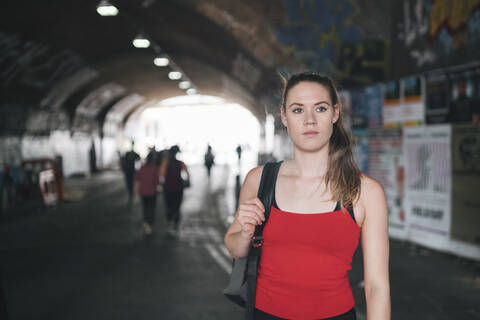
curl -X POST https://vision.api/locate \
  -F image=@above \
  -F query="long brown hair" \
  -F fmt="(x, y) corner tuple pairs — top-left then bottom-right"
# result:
(281, 72), (361, 208)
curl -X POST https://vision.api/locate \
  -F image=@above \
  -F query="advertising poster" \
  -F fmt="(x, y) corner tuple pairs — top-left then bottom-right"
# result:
(402, 76), (425, 126)
(383, 80), (402, 128)
(365, 84), (383, 129)
(367, 129), (405, 238)
(350, 88), (368, 129)
(448, 67), (478, 124)
(404, 125), (451, 250)
(450, 124), (480, 245)
(425, 71), (449, 124)
(390, 0), (480, 79)
(351, 129), (369, 174)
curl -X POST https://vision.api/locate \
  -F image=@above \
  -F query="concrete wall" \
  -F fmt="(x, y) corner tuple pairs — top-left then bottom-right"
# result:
(1, 131), (120, 177)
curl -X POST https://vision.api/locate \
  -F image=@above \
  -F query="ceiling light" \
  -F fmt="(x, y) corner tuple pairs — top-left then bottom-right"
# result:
(168, 71), (182, 80)
(186, 88), (197, 95)
(132, 34), (150, 48)
(97, 0), (119, 16)
(179, 81), (191, 89)
(153, 56), (169, 67)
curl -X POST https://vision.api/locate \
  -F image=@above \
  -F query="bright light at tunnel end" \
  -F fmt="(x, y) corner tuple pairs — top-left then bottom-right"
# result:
(130, 95), (261, 166)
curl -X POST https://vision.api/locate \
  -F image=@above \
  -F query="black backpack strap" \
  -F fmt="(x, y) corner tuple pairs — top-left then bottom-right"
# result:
(245, 161), (282, 320)
(334, 201), (356, 224)
(254, 161), (282, 240)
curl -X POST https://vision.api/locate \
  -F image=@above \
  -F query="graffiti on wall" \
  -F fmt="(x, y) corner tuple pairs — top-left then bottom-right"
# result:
(0, 32), (96, 134)
(0, 32), (88, 93)
(393, 0), (480, 78)
(273, 0), (389, 84)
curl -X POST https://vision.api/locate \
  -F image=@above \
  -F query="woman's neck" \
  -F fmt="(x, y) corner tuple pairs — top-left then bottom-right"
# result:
(290, 148), (329, 179)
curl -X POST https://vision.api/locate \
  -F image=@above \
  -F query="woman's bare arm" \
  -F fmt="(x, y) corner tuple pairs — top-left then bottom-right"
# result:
(224, 166), (265, 258)
(360, 176), (391, 320)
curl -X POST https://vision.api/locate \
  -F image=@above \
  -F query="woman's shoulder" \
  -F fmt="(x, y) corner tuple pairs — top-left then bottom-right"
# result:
(239, 165), (268, 198)
(244, 165), (264, 184)
(358, 173), (386, 204)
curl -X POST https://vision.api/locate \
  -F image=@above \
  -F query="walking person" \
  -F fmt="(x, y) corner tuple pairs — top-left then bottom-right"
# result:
(160, 145), (190, 234)
(204, 144), (215, 178)
(236, 144), (242, 161)
(134, 152), (160, 235)
(122, 141), (140, 206)
(225, 72), (390, 319)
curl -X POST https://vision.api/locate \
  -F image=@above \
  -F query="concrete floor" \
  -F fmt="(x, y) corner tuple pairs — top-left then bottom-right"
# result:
(1, 165), (479, 320)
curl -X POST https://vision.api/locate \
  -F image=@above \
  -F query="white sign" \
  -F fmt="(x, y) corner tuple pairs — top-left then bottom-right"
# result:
(404, 125), (451, 250)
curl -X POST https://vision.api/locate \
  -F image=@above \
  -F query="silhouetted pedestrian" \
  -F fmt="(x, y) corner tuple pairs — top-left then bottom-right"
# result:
(235, 145), (242, 161)
(122, 141), (140, 206)
(204, 145), (215, 177)
(160, 145), (190, 234)
(135, 152), (159, 235)
(89, 140), (97, 174)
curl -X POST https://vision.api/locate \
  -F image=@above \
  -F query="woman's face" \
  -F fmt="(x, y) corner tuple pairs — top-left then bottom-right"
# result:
(281, 81), (339, 153)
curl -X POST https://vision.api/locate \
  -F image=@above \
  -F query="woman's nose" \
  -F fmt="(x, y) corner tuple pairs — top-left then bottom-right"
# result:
(303, 111), (317, 125)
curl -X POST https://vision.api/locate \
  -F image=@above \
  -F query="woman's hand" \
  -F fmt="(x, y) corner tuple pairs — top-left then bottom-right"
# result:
(236, 197), (265, 239)
(225, 165), (265, 258)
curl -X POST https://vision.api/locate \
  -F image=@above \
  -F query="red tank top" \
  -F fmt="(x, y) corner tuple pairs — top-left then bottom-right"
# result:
(255, 201), (361, 319)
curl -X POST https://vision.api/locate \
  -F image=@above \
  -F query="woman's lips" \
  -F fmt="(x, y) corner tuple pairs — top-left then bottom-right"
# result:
(303, 131), (319, 136)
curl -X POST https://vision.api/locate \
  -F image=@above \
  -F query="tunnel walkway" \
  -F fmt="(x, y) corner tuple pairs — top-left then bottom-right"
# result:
(0, 165), (242, 320)
(0, 165), (479, 319)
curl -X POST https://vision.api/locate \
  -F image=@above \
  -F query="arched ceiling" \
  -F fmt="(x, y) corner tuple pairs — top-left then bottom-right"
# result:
(0, 0), (392, 136)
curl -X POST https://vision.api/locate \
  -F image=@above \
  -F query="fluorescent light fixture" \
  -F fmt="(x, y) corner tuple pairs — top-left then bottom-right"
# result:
(168, 71), (182, 80)
(97, 0), (118, 16)
(179, 81), (191, 89)
(186, 88), (197, 95)
(132, 34), (150, 48)
(153, 56), (169, 67)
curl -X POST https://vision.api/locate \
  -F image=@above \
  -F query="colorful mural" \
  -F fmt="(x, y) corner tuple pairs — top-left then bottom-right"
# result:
(392, 0), (480, 78)
(274, 0), (389, 85)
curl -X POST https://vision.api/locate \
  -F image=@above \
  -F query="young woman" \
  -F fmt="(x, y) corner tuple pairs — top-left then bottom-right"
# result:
(225, 72), (390, 320)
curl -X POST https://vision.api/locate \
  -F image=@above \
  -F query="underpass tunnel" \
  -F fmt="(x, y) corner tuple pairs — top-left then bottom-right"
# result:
(1, 1), (480, 319)
(1, 0), (283, 177)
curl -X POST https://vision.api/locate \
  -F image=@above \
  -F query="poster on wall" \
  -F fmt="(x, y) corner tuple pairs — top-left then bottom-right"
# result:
(448, 67), (479, 124)
(351, 129), (369, 174)
(450, 124), (480, 246)
(383, 80), (402, 128)
(365, 84), (383, 129)
(404, 125), (451, 250)
(425, 71), (449, 124)
(368, 129), (405, 238)
(402, 76), (425, 126)
(350, 89), (368, 129)
(390, 0), (480, 78)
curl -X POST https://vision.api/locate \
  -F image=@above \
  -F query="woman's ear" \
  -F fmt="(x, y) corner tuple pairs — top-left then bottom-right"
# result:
(280, 107), (288, 127)
(332, 104), (340, 124)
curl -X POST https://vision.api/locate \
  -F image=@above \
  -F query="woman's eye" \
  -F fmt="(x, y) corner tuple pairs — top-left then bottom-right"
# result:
(292, 108), (303, 113)
(316, 106), (327, 112)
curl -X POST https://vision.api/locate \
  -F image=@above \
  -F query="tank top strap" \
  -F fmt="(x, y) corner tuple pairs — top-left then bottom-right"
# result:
(334, 201), (341, 211)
